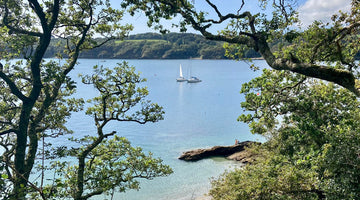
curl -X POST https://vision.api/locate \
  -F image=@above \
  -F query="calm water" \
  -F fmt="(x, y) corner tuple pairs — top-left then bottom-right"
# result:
(61, 59), (267, 200)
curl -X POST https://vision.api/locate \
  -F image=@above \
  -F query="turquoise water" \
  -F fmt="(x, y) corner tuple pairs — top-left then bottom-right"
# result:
(62, 59), (267, 199)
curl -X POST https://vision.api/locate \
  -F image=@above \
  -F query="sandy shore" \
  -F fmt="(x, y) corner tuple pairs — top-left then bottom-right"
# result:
(195, 195), (212, 200)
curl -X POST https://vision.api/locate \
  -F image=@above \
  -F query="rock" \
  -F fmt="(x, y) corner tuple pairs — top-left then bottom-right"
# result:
(226, 149), (257, 164)
(178, 141), (260, 162)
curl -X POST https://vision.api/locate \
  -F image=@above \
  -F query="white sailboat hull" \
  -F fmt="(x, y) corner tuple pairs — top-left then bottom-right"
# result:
(176, 77), (187, 82)
(176, 64), (188, 82)
(187, 77), (202, 83)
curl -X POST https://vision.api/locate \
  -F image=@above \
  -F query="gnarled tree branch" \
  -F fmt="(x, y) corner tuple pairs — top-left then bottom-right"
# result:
(124, 0), (360, 96)
(0, 69), (29, 102)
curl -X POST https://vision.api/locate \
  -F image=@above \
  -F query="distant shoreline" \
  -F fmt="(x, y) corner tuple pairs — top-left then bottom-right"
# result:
(44, 57), (264, 60)
(42, 33), (262, 59)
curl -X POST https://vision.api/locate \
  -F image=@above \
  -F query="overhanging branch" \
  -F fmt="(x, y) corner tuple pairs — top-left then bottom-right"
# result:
(0, 129), (17, 136)
(28, 0), (49, 32)
(2, 0), (43, 37)
(266, 57), (360, 96)
(0, 69), (29, 102)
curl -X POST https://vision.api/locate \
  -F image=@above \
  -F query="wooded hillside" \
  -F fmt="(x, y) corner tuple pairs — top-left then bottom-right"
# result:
(44, 32), (260, 59)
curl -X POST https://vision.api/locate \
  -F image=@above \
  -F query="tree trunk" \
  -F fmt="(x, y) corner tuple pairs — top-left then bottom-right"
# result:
(12, 102), (35, 199)
(10, 25), (52, 200)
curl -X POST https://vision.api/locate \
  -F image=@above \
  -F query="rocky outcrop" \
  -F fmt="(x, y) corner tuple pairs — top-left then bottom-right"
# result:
(178, 141), (260, 163)
(226, 149), (258, 164)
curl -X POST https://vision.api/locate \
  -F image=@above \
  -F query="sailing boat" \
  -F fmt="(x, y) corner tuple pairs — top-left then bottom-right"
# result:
(187, 62), (201, 83)
(187, 76), (202, 83)
(176, 64), (187, 82)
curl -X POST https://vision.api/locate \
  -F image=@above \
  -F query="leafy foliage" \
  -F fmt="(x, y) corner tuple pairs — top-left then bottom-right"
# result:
(0, 1), (170, 199)
(122, 0), (360, 96)
(81, 62), (165, 124)
(210, 69), (360, 199)
(120, 1), (360, 199)
(51, 135), (172, 199)
(27, 62), (171, 200)
(60, 62), (169, 200)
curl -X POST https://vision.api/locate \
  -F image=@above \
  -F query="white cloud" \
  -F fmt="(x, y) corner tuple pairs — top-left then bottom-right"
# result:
(298, 0), (352, 27)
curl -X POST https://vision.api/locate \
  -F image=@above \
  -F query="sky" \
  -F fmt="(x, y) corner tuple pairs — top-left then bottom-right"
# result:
(112, 0), (352, 34)
(298, 0), (352, 26)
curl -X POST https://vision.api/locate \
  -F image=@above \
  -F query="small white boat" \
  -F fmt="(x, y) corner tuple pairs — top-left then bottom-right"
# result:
(176, 64), (187, 82)
(187, 76), (202, 83)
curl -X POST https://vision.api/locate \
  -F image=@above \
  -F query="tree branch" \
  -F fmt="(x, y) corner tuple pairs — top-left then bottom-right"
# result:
(0, 70), (29, 102)
(81, 36), (117, 50)
(0, 129), (17, 136)
(264, 56), (360, 96)
(28, 0), (49, 33)
(2, 0), (43, 37)
(136, 0), (360, 96)
(5, 159), (47, 200)
(48, 0), (60, 30)
(0, 120), (13, 125)
(203, 0), (252, 24)
(115, 118), (148, 125)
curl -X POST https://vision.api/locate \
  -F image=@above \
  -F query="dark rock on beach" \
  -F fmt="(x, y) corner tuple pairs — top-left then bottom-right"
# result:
(178, 141), (260, 163)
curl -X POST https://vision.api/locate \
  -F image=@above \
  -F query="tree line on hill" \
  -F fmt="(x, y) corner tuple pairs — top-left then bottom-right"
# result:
(44, 32), (261, 59)
(2, 1), (360, 200)
(45, 32), (360, 60)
